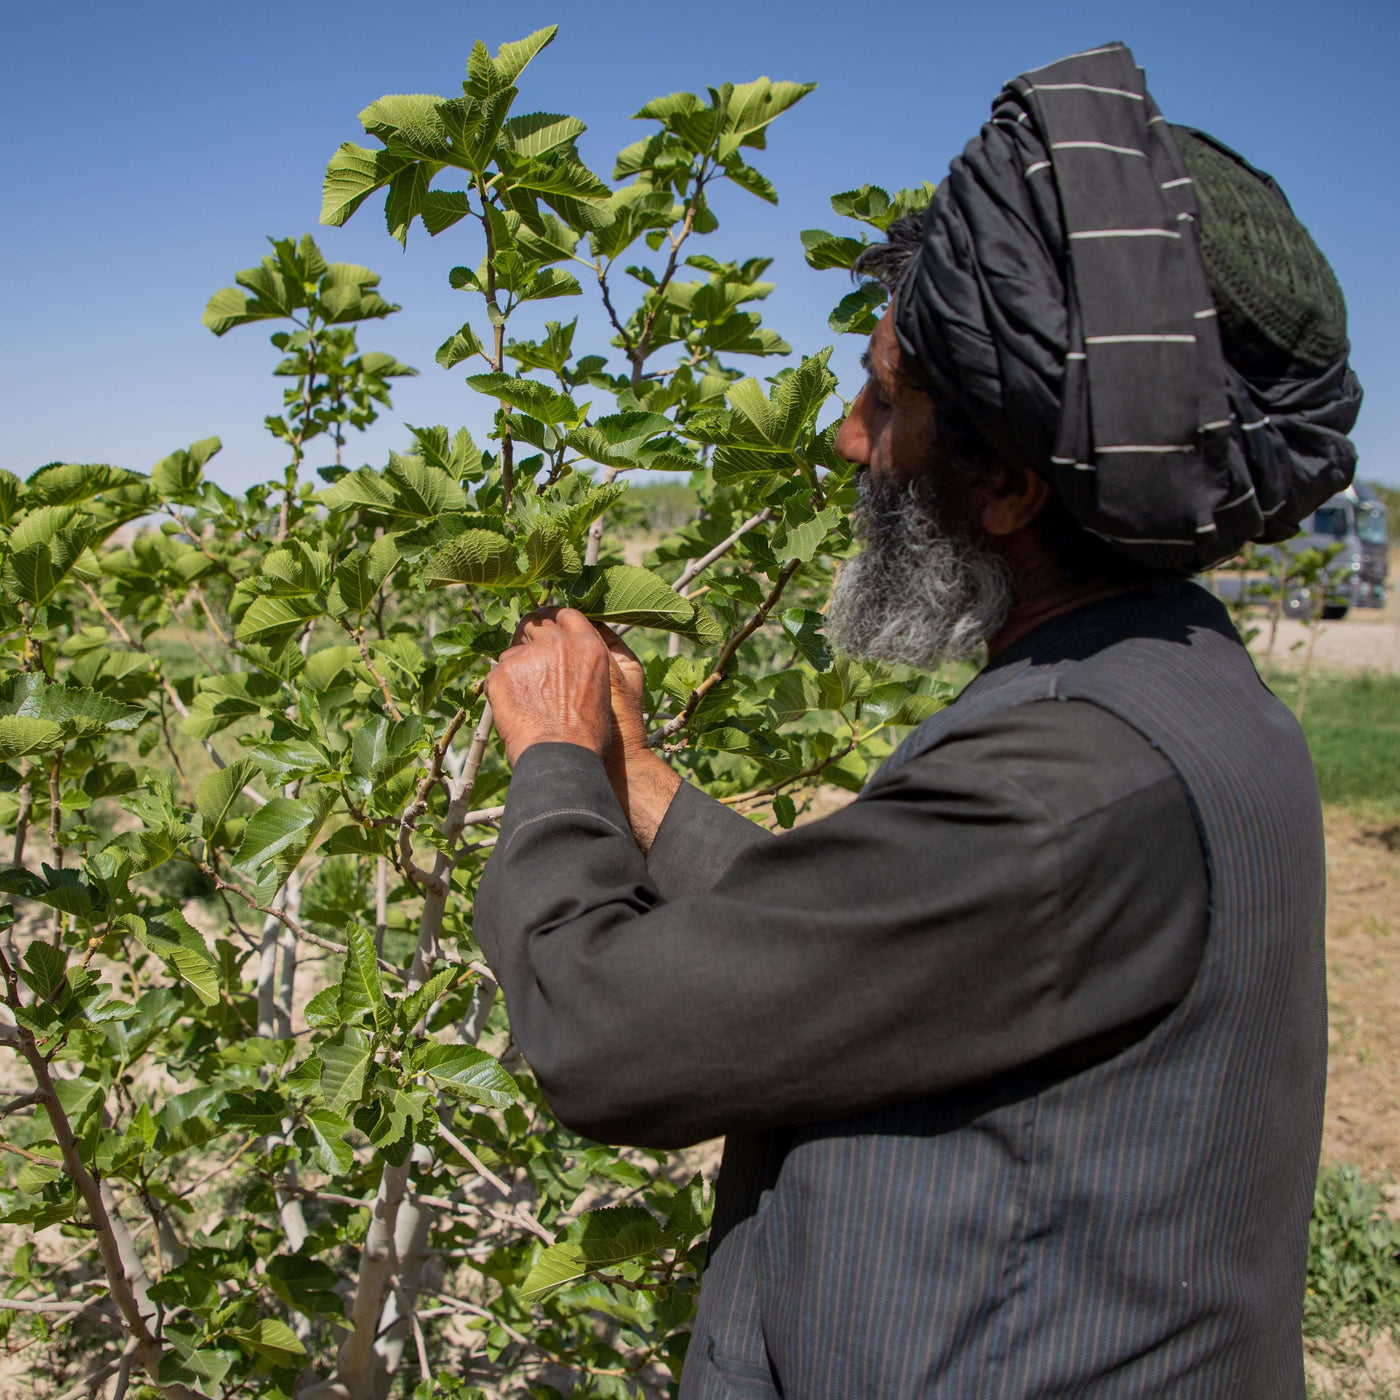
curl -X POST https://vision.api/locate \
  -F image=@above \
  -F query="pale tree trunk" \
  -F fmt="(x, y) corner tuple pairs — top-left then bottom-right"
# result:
(256, 888), (286, 1040)
(373, 856), (388, 956)
(302, 704), (498, 1400)
(369, 978), (499, 1394)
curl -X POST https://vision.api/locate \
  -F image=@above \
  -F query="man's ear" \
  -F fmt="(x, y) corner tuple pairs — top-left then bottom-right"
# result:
(976, 466), (1051, 537)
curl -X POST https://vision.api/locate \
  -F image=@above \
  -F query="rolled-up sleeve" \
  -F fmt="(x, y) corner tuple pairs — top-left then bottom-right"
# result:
(473, 701), (1207, 1149)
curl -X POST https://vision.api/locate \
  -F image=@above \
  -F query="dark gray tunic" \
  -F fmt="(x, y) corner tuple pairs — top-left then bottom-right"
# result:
(475, 582), (1326, 1397)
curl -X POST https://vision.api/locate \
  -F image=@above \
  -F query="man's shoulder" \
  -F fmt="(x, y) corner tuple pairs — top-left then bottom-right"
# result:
(879, 697), (1182, 829)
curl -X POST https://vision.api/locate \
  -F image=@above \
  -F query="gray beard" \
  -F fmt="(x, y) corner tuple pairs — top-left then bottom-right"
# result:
(825, 473), (1013, 671)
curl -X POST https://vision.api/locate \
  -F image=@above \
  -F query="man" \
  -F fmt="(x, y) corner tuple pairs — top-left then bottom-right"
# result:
(475, 43), (1362, 1398)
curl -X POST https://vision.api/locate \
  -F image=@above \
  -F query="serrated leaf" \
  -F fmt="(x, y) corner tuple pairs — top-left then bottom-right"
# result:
(0, 716), (64, 760)
(800, 228), (867, 271)
(0, 674), (144, 740)
(774, 505), (842, 563)
(319, 1027), (373, 1115)
(565, 564), (696, 633)
(521, 1206), (665, 1300)
(564, 411), (674, 469)
(304, 1110), (355, 1175)
(225, 1318), (307, 1366)
(221, 1088), (286, 1133)
(828, 283), (888, 335)
(194, 760), (259, 845)
(781, 608), (834, 671)
(465, 373), (581, 425)
(138, 911), (220, 1007)
(234, 594), (322, 654)
(321, 142), (414, 228)
(503, 111), (586, 157)
(398, 966), (458, 1031)
(423, 1044), (518, 1108)
(422, 529), (519, 588)
(232, 797), (326, 884)
(339, 922), (390, 1030)
(21, 942), (66, 1001)
(435, 322), (485, 370)
(772, 793), (797, 829)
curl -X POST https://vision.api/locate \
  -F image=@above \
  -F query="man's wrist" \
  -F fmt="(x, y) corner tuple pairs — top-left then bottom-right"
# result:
(616, 747), (682, 852)
(504, 726), (608, 764)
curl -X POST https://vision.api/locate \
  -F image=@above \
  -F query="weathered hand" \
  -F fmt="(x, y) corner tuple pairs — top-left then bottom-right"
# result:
(486, 608), (614, 766)
(595, 624), (682, 851)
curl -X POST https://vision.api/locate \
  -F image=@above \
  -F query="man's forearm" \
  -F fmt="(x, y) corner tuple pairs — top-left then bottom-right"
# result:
(604, 745), (681, 851)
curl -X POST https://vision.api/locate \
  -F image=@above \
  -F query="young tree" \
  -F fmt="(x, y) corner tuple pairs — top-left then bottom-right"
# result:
(0, 28), (945, 1398)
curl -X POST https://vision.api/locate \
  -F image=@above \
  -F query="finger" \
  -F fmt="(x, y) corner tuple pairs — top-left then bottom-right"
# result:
(514, 607), (567, 644)
(593, 620), (642, 666)
(551, 607), (601, 637)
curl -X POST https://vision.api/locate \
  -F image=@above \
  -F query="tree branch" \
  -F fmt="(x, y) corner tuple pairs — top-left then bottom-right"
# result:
(0, 944), (194, 1399)
(614, 506), (774, 637)
(647, 557), (801, 746)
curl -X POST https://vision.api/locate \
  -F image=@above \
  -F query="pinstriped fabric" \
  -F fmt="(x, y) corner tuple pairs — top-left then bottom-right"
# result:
(681, 582), (1323, 1398)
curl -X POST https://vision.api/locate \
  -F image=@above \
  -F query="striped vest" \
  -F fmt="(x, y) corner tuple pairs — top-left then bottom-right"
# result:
(683, 582), (1326, 1398)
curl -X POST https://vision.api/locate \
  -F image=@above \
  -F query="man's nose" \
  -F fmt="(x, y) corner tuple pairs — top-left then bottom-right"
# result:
(834, 387), (870, 466)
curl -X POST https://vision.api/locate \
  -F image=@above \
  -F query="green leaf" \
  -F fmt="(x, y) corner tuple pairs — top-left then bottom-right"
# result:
(234, 594), (323, 655)
(304, 1110), (355, 1175)
(565, 564), (696, 634)
(464, 373), (581, 425)
(722, 154), (777, 203)
(828, 283), (887, 335)
(503, 111), (586, 157)
(772, 793), (797, 829)
(800, 228), (867, 271)
(328, 536), (399, 618)
(423, 1044), (518, 1108)
(225, 1318), (307, 1367)
(221, 1089), (286, 1134)
(774, 505), (842, 563)
(0, 716), (65, 760)
(339, 922), (390, 1031)
(422, 529), (519, 588)
(137, 911), (220, 1007)
(321, 142), (414, 228)
(780, 608), (833, 672)
(21, 942), (66, 1001)
(435, 322), (485, 370)
(720, 77), (818, 155)
(521, 1206), (665, 1300)
(398, 966), (458, 1031)
(490, 26), (558, 86)
(563, 412), (675, 469)
(232, 797), (327, 884)
(194, 760), (259, 844)
(319, 1027), (373, 1115)
(266, 1253), (345, 1318)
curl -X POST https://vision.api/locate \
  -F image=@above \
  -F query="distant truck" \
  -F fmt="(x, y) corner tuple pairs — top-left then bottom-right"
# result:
(1205, 483), (1389, 620)
(1293, 482), (1389, 618)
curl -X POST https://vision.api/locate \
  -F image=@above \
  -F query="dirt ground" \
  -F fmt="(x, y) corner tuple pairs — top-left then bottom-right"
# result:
(1322, 806), (1400, 1176)
(1246, 574), (1400, 677)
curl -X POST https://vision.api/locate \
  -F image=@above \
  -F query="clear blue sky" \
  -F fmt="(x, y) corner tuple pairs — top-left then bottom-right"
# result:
(7, 0), (1397, 490)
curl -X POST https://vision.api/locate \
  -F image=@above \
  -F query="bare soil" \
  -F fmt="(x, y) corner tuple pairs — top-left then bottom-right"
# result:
(1322, 806), (1400, 1175)
(1247, 570), (1400, 677)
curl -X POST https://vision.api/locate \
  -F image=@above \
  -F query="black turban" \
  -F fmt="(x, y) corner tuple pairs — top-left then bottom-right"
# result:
(894, 41), (1363, 571)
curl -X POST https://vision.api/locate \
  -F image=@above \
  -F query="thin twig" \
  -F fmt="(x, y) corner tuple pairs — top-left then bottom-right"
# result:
(343, 620), (403, 721)
(435, 1119), (553, 1244)
(647, 557), (802, 746)
(614, 506), (774, 637)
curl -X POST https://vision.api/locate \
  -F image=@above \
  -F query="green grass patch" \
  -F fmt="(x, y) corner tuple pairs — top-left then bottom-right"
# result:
(1305, 1163), (1400, 1388)
(1269, 674), (1400, 817)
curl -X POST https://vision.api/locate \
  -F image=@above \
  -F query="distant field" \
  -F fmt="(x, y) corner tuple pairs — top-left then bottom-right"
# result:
(1272, 673), (1400, 817)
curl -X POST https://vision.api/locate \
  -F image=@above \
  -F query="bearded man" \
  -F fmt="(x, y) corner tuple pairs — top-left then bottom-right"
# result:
(475, 42), (1362, 1398)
